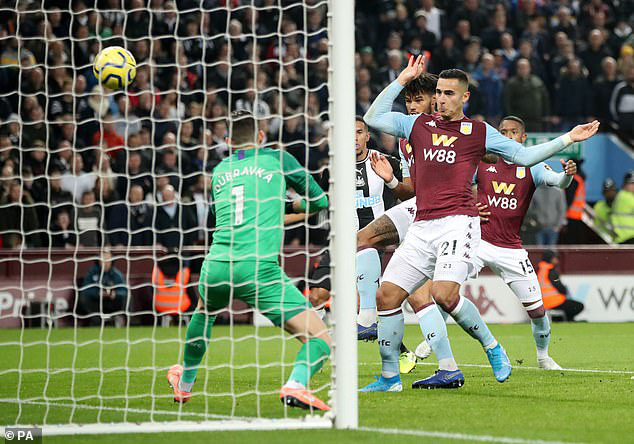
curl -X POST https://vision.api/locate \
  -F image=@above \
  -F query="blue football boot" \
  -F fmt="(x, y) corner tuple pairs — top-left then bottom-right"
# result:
(360, 374), (403, 392)
(411, 369), (465, 389)
(486, 343), (512, 383)
(357, 322), (378, 341)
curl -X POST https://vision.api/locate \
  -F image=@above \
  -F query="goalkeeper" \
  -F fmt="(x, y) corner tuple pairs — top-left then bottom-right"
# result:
(167, 111), (331, 412)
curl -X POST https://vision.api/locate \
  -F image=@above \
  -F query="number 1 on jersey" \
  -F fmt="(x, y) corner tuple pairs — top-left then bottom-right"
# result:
(232, 185), (245, 225)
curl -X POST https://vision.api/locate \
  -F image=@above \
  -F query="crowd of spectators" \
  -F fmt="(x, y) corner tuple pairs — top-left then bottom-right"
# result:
(0, 0), (633, 250)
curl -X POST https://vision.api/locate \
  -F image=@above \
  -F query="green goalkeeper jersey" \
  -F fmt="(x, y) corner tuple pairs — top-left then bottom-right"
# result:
(206, 147), (328, 262)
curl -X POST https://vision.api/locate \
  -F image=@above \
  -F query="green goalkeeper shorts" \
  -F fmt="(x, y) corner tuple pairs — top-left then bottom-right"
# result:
(198, 259), (310, 326)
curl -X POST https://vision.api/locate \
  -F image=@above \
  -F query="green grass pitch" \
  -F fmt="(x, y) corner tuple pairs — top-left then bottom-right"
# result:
(1, 323), (633, 443)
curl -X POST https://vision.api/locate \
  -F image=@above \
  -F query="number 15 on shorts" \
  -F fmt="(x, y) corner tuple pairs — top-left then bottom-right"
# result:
(519, 259), (534, 276)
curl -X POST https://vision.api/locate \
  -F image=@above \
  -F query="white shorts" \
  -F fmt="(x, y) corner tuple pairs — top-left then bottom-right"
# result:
(383, 215), (480, 294)
(473, 240), (535, 283)
(384, 197), (416, 243)
(472, 240), (542, 305)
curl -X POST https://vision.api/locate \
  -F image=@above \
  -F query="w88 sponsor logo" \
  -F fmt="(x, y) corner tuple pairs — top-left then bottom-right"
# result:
(487, 194), (518, 210)
(423, 148), (456, 164)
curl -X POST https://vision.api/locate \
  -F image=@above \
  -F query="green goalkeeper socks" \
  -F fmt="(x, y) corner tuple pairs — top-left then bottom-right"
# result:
(181, 311), (216, 387)
(288, 337), (331, 387)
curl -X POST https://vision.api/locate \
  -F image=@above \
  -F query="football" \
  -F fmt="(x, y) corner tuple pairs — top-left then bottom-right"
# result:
(93, 46), (137, 90)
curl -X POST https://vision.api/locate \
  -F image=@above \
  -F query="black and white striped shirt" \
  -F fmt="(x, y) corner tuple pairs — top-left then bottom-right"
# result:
(355, 149), (402, 230)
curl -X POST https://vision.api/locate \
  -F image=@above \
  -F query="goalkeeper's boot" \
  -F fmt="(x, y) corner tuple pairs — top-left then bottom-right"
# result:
(357, 322), (378, 341)
(538, 356), (563, 370)
(412, 369), (464, 389)
(415, 340), (433, 361)
(280, 387), (330, 411)
(167, 364), (191, 404)
(359, 375), (402, 392)
(399, 350), (417, 374)
(486, 343), (512, 383)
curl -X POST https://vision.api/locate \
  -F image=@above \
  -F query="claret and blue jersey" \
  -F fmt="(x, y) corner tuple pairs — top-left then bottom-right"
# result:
(475, 160), (572, 249)
(364, 80), (572, 223)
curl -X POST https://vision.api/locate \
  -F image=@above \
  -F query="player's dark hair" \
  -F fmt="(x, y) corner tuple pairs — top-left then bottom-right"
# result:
(438, 68), (469, 86)
(355, 115), (368, 129)
(500, 115), (526, 131)
(229, 110), (257, 146)
(405, 73), (438, 97)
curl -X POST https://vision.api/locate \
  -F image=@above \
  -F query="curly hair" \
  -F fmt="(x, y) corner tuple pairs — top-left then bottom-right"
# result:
(404, 73), (438, 97)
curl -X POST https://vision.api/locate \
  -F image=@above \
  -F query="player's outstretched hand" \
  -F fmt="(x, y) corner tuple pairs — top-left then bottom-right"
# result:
(370, 151), (394, 182)
(397, 55), (425, 87)
(561, 159), (577, 176)
(568, 120), (600, 142)
(476, 202), (490, 222)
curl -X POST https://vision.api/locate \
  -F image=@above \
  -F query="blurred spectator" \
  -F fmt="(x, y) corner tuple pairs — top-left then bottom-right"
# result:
(61, 153), (96, 202)
(593, 57), (621, 124)
(520, 18), (548, 61)
(612, 171), (634, 244)
(550, 6), (577, 42)
(512, 40), (546, 82)
(378, 49), (403, 86)
(0, 182), (40, 248)
(152, 254), (193, 315)
(482, 9), (511, 51)
(154, 185), (196, 249)
(593, 178), (618, 240)
(50, 210), (77, 248)
(471, 53), (503, 121)
(75, 190), (102, 247)
(537, 250), (584, 322)
(610, 63), (634, 139)
(560, 164), (587, 245)
(503, 58), (550, 131)
(108, 184), (154, 246)
(409, 11), (436, 53)
(48, 169), (74, 220)
(79, 248), (127, 326)
(356, 85), (372, 116)
(21, 104), (46, 149)
(498, 33), (518, 72)
(92, 114), (125, 160)
(457, 40), (481, 73)
(430, 35), (460, 73)
(453, 20), (473, 52)
(580, 29), (614, 82)
(527, 185), (567, 246)
(553, 59), (593, 129)
(418, 0), (443, 41)
(185, 175), (212, 245)
(451, 0), (489, 36)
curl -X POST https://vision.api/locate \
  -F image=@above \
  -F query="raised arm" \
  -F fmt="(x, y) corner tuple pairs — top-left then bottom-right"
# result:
(282, 151), (328, 213)
(363, 55), (426, 138)
(485, 121), (600, 166)
(531, 160), (576, 189)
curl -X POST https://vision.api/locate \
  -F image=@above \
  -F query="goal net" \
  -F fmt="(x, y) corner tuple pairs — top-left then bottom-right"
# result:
(0, 0), (356, 434)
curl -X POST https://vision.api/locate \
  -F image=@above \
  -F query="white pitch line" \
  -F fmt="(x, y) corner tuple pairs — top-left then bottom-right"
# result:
(0, 399), (250, 421)
(358, 361), (634, 375)
(360, 426), (585, 444)
(0, 400), (591, 443)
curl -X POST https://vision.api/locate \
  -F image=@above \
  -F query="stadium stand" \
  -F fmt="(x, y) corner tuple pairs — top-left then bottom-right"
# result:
(0, 0), (633, 251)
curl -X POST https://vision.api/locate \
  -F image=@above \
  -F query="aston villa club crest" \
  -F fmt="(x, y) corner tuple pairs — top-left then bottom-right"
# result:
(460, 122), (472, 135)
(406, 143), (412, 154)
(516, 167), (526, 179)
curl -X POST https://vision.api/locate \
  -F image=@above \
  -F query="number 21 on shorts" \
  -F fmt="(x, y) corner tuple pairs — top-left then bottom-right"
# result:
(232, 185), (245, 225)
